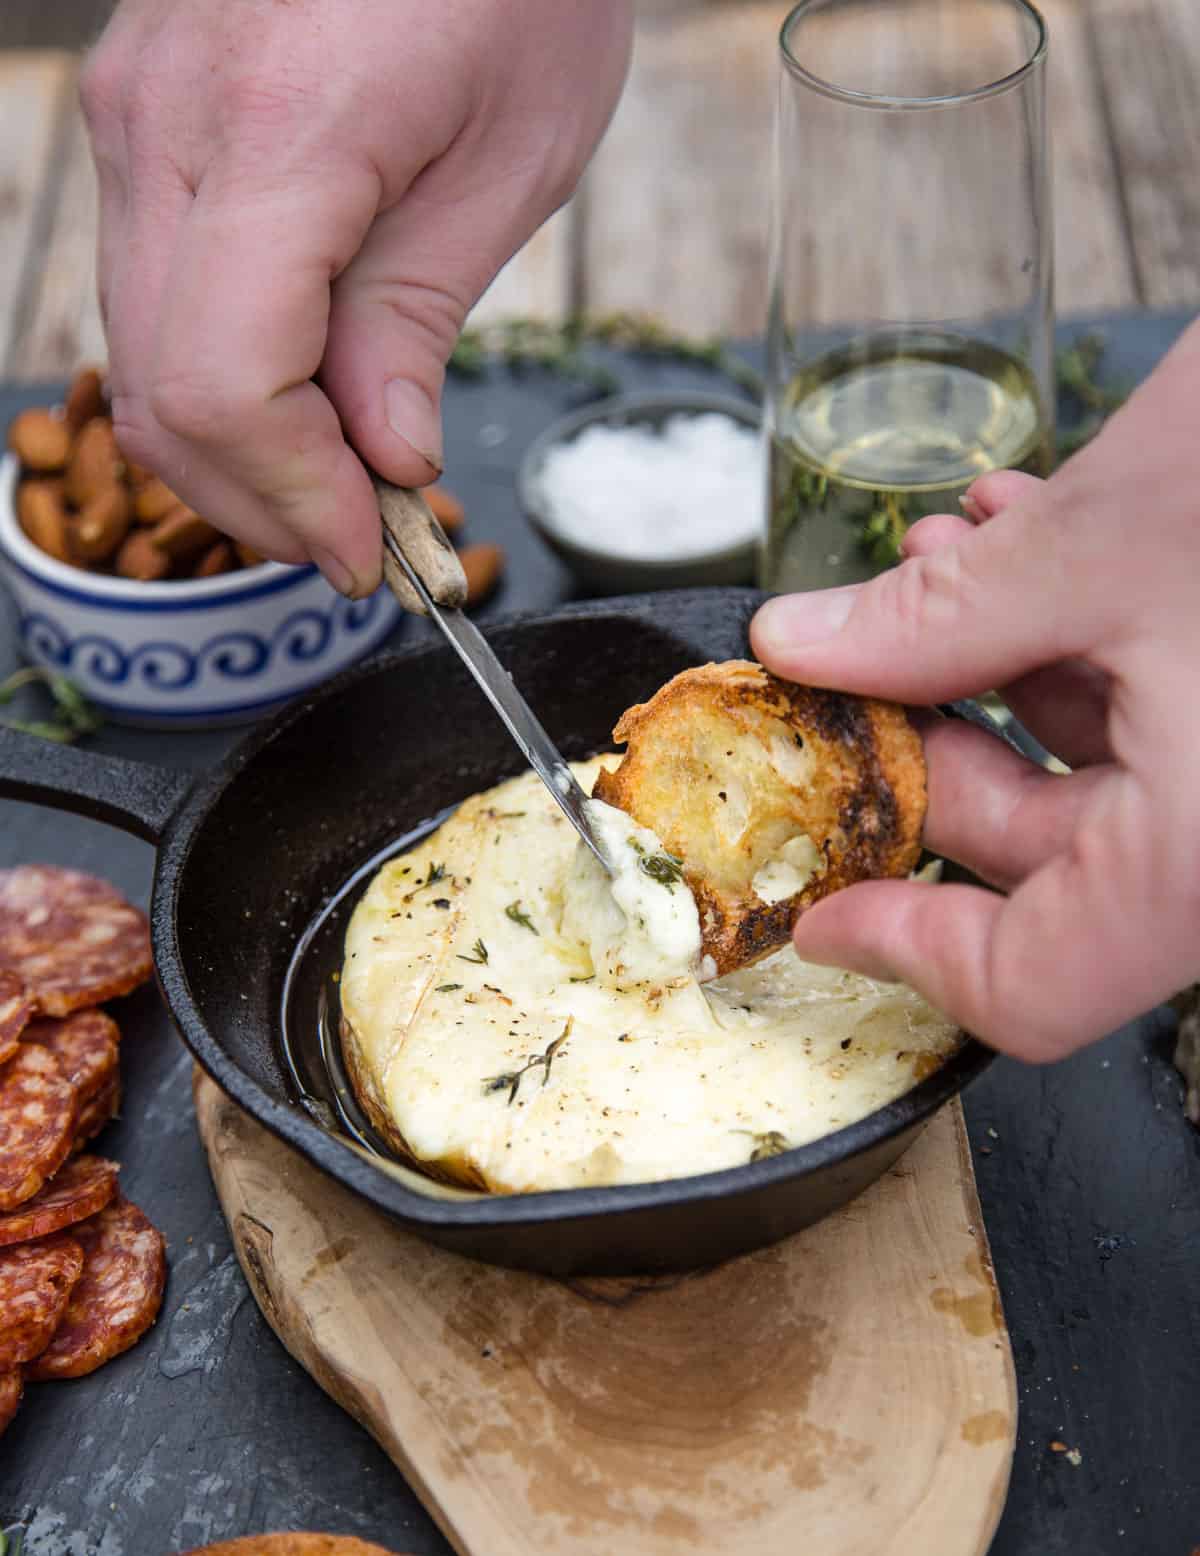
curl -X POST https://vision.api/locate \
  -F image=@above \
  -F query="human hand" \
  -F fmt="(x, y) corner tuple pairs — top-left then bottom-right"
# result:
(81, 0), (632, 594)
(751, 319), (1200, 1060)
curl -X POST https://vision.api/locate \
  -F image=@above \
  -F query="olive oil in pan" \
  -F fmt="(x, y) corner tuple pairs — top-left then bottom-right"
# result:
(765, 333), (1052, 591)
(278, 805), (456, 1158)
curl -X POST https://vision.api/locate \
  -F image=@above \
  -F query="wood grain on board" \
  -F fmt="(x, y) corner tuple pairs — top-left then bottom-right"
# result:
(195, 1070), (1017, 1556)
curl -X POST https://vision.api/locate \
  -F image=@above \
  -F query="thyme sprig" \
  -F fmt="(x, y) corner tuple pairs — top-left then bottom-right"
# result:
(0, 667), (102, 744)
(457, 938), (489, 965)
(639, 851), (686, 891)
(744, 1130), (789, 1163)
(483, 1019), (573, 1105)
(504, 900), (539, 934)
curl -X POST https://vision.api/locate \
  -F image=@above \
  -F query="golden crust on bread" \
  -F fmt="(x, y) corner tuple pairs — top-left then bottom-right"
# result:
(592, 661), (926, 977)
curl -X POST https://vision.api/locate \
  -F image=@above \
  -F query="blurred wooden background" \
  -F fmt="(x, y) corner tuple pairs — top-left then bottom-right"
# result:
(1, 0), (1196, 381)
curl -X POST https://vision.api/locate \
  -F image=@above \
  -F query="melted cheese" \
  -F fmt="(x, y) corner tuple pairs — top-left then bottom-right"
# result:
(340, 759), (960, 1194)
(560, 798), (701, 984)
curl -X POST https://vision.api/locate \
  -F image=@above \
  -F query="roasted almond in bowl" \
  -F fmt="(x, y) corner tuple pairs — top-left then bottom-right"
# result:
(339, 662), (957, 1196)
(0, 453), (402, 728)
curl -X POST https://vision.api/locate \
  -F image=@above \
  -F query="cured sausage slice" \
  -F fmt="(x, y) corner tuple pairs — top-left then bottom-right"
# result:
(0, 1044), (77, 1210)
(0, 969), (33, 1064)
(0, 1366), (21, 1435)
(0, 866), (152, 1017)
(22, 1009), (120, 1106)
(25, 1196), (165, 1380)
(0, 1155), (119, 1248)
(73, 1076), (121, 1153)
(0, 1234), (85, 1368)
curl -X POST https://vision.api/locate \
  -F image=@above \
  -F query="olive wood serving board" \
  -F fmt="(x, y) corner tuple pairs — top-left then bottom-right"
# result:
(194, 1071), (1016, 1556)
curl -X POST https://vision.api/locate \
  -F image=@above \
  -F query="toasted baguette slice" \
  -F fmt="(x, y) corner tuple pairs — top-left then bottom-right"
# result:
(592, 661), (925, 977)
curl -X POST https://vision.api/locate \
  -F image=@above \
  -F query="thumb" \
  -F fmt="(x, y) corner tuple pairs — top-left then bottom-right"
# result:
(321, 182), (525, 490)
(751, 490), (1104, 705)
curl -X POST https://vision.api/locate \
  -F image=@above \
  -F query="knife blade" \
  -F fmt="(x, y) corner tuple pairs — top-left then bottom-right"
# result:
(374, 480), (610, 874)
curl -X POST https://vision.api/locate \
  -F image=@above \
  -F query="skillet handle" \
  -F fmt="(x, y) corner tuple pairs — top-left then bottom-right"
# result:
(373, 477), (467, 616)
(0, 725), (191, 843)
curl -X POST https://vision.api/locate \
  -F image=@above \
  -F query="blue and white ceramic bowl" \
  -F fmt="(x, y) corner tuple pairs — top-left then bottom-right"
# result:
(0, 454), (402, 728)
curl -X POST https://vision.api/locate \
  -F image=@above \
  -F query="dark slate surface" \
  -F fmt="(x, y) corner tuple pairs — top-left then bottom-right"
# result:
(1, 313), (1198, 1555)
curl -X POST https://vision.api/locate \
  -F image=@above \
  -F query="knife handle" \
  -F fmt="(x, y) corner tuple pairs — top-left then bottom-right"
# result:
(373, 477), (467, 616)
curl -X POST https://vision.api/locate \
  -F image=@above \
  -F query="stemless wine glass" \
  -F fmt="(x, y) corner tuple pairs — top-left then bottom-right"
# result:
(763, 0), (1052, 592)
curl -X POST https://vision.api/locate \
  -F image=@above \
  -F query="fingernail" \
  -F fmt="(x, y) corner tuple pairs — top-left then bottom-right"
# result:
(384, 379), (442, 474)
(959, 492), (986, 523)
(753, 587), (858, 656)
(310, 545), (356, 596)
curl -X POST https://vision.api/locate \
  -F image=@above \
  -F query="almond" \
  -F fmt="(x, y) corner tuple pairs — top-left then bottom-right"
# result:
(17, 479), (71, 562)
(71, 484), (133, 564)
(148, 505), (219, 560)
(132, 476), (179, 524)
(458, 542), (505, 608)
(194, 539), (235, 578)
(115, 530), (171, 581)
(424, 483), (466, 534)
(63, 368), (106, 435)
(65, 417), (123, 506)
(8, 408), (71, 473)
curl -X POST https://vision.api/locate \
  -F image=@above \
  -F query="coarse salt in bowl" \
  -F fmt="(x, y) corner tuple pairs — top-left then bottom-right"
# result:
(517, 391), (763, 594)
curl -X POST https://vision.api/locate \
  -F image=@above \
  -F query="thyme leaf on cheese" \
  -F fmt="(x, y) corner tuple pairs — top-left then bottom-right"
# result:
(746, 1130), (789, 1163)
(435, 983), (463, 993)
(639, 851), (686, 891)
(457, 938), (489, 965)
(482, 1019), (572, 1105)
(505, 900), (539, 934)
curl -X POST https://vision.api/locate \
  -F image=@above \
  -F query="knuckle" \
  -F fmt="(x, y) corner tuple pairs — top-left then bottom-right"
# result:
(147, 372), (250, 448)
(108, 399), (162, 476)
(882, 545), (981, 645)
(78, 46), (126, 133)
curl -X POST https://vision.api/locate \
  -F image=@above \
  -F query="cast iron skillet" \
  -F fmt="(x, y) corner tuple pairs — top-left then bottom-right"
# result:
(0, 587), (991, 1275)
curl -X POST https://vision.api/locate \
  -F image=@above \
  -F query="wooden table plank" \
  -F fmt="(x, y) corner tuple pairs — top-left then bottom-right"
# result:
(467, 206), (572, 327)
(580, 0), (778, 338)
(7, 69), (107, 382)
(1041, 0), (1139, 310)
(1089, 0), (1200, 307)
(581, 0), (1142, 334)
(0, 52), (76, 376)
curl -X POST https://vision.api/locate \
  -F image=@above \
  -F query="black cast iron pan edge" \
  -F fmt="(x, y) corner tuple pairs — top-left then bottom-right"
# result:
(0, 587), (994, 1244)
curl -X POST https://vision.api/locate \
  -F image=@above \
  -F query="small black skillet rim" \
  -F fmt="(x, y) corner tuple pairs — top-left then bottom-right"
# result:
(0, 587), (994, 1238)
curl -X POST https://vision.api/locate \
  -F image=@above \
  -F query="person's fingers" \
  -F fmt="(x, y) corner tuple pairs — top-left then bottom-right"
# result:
(898, 507), (1111, 767)
(901, 512), (973, 558)
(920, 717), (1110, 889)
(964, 468), (1047, 518)
(790, 781), (1171, 1060)
(750, 485), (1116, 706)
(127, 165), (386, 594)
(996, 661), (1112, 768)
(322, 150), (562, 488)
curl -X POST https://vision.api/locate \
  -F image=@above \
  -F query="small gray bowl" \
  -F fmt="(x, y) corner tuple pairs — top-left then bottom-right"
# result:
(516, 389), (763, 595)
